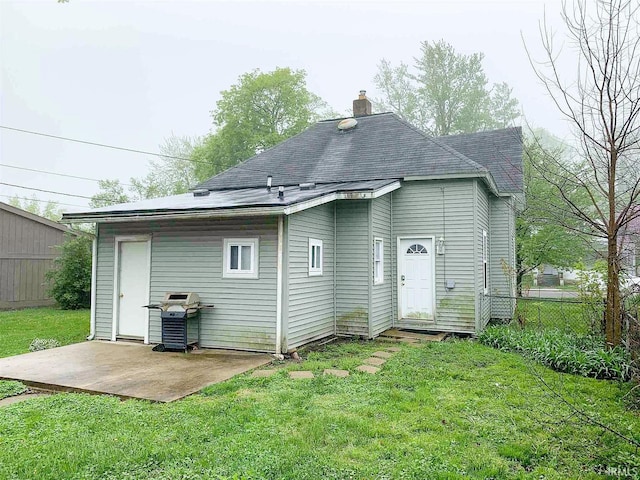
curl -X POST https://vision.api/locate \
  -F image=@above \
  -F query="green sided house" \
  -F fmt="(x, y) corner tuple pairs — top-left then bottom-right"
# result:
(63, 93), (523, 354)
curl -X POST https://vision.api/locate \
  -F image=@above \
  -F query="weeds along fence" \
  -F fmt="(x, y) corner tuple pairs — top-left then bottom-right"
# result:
(489, 294), (639, 356)
(486, 295), (605, 336)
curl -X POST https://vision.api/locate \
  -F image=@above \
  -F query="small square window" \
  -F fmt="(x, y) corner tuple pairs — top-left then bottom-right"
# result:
(309, 238), (323, 276)
(224, 238), (259, 278)
(374, 238), (384, 285)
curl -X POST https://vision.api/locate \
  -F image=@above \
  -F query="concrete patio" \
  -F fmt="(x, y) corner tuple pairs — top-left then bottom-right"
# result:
(0, 341), (272, 402)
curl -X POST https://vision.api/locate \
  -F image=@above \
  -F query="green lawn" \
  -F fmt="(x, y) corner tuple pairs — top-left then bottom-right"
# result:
(0, 330), (638, 478)
(0, 307), (89, 359)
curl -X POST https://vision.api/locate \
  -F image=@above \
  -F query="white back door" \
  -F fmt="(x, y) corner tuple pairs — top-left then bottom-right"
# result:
(399, 238), (434, 321)
(117, 241), (149, 338)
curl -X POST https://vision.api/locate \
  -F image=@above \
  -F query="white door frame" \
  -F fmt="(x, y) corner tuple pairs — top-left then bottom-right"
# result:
(396, 236), (436, 321)
(112, 235), (152, 343)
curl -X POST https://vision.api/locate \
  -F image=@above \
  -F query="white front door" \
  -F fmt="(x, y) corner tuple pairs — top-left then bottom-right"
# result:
(117, 241), (149, 338)
(399, 238), (434, 321)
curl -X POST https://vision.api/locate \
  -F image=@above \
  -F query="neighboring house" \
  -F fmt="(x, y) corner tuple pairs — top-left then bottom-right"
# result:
(0, 202), (75, 309)
(620, 211), (640, 277)
(63, 93), (523, 354)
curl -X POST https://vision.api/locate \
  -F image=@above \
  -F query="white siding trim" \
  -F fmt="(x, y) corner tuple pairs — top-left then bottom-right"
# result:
(276, 216), (284, 354)
(112, 235), (151, 343)
(89, 237), (97, 340)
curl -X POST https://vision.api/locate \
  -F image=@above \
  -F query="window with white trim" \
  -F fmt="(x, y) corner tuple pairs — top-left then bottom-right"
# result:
(482, 230), (488, 294)
(374, 238), (384, 284)
(223, 238), (259, 278)
(309, 238), (323, 276)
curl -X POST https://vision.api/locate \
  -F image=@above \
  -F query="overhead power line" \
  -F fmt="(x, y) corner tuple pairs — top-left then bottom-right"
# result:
(0, 125), (209, 166)
(0, 163), (133, 187)
(0, 194), (85, 208)
(0, 181), (93, 199)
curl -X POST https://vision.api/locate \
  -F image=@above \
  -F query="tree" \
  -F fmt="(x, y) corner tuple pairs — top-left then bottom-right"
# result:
(194, 67), (331, 180)
(527, 0), (640, 346)
(374, 40), (519, 136)
(9, 195), (62, 221)
(129, 135), (201, 199)
(89, 179), (131, 209)
(45, 234), (92, 309)
(516, 135), (588, 294)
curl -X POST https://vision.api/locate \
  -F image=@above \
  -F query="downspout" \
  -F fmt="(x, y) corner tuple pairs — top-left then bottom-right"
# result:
(368, 200), (373, 339)
(390, 191), (395, 326)
(87, 236), (97, 341)
(333, 202), (337, 335)
(275, 215), (284, 354)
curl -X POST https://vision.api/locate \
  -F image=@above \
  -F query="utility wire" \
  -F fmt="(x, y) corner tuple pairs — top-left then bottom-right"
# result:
(0, 181), (93, 199)
(0, 162), (134, 187)
(0, 194), (85, 208)
(0, 125), (210, 166)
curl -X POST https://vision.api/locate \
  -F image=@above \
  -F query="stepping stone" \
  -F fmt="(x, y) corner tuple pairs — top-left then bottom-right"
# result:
(289, 371), (314, 379)
(324, 369), (349, 378)
(251, 369), (278, 378)
(372, 351), (394, 359)
(364, 357), (386, 366)
(386, 347), (401, 352)
(356, 365), (380, 374)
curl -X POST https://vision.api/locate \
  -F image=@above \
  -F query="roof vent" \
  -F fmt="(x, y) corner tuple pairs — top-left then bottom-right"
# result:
(337, 117), (358, 131)
(193, 188), (210, 197)
(299, 182), (316, 190)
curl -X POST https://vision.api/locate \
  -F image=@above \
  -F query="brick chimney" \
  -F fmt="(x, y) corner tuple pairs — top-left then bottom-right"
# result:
(353, 90), (372, 117)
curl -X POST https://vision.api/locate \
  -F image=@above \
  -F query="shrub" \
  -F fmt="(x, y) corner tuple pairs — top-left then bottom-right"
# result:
(479, 326), (632, 381)
(29, 338), (61, 352)
(45, 234), (92, 309)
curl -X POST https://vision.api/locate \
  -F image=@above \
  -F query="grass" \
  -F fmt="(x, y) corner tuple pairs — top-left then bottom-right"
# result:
(0, 336), (639, 479)
(0, 307), (89, 400)
(0, 307), (89, 358)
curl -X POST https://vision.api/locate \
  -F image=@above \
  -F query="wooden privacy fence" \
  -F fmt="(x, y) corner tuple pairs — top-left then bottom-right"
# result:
(0, 203), (74, 309)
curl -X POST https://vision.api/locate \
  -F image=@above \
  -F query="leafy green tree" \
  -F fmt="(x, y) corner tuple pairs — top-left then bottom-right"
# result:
(89, 179), (131, 208)
(9, 195), (62, 221)
(194, 67), (331, 180)
(516, 134), (588, 294)
(374, 40), (519, 136)
(46, 234), (92, 310)
(129, 135), (201, 199)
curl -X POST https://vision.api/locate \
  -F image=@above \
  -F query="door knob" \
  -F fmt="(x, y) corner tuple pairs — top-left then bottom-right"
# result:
(119, 293), (124, 298)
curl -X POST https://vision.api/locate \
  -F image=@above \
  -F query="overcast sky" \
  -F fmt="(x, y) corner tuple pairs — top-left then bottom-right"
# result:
(0, 0), (570, 212)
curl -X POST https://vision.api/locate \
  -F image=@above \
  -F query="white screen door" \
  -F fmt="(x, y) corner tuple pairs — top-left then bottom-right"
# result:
(117, 241), (149, 338)
(399, 238), (434, 320)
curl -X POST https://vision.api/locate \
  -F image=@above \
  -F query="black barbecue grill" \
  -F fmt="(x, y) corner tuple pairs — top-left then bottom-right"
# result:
(145, 292), (214, 352)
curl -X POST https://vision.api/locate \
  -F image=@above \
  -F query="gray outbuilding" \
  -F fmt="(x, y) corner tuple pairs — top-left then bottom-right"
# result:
(63, 93), (522, 353)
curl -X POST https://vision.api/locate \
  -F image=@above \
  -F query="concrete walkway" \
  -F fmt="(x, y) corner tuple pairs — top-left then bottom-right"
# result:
(0, 341), (272, 402)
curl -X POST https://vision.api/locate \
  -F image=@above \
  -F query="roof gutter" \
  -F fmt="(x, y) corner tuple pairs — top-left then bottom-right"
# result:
(62, 182), (402, 224)
(404, 173), (504, 197)
(283, 181), (401, 215)
(62, 205), (287, 224)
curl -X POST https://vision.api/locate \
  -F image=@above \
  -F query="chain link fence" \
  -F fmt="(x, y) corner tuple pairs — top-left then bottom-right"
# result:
(487, 295), (604, 336)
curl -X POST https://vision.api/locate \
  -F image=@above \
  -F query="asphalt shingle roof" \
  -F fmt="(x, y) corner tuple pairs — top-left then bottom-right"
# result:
(437, 126), (523, 193)
(196, 113), (522, 194)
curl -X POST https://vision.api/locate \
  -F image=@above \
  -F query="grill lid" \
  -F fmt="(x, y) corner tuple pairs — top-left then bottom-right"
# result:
(162, 292), (200, 306)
